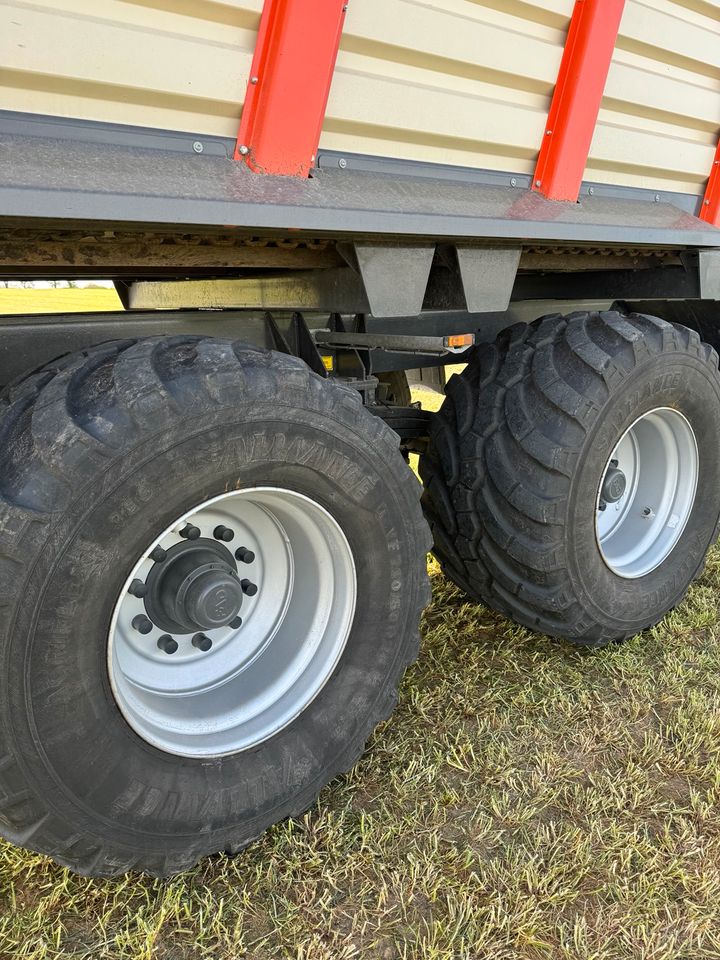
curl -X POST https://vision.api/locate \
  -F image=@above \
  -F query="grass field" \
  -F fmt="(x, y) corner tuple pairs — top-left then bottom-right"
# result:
(0, 288), (122, 315)
(3, 390), (720, 959)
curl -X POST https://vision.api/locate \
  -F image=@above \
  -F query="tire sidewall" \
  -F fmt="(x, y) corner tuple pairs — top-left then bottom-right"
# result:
(5, 400), (419, 852)
(568, 353), (720, 631)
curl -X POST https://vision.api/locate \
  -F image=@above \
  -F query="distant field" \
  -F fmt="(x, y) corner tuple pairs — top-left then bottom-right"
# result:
(0, 288), (122, 315)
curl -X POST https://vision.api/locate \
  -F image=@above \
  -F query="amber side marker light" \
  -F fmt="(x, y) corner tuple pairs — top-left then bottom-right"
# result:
(444, 334), (475, 352)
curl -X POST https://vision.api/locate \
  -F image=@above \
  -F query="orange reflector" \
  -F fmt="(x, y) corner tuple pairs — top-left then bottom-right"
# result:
(444, 334), (475, 349)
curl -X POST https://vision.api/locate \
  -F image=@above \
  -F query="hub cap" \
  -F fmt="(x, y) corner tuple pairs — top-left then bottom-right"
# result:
(595, 407), (698, 579)
(108, 488), (357, 757)
(143, 539), (244, 634)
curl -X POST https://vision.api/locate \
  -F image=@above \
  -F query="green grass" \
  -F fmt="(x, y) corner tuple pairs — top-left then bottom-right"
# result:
(4, 388), (720, 958)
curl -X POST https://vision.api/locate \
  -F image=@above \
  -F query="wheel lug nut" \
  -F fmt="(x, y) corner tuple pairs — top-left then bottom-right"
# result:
(230, 616), (243, 629)
(214, 525), (235, 543)
(150, 546), (167, 563)
(235, 547), (255, 564)
(129, 578), (148, 598)
(132, 614), (153, 635)
(157, 634), (178, 655)
(241, 579), (258, 597)
(192, 633), (213, 652)
(180, 524), (201, 540)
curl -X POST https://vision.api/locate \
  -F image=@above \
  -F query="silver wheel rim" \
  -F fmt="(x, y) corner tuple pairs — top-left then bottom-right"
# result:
(108, 487), (357, 757)
(595, 407), (698, 579)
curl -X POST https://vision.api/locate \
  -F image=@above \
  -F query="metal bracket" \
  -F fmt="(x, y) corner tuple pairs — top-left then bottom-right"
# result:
(261, 311), (329, 377)
(313, 330), (474, 355)
(290, 312), (328, 378)
(264, 311), (292, 354)
(699, 249), (720, 299)
(353, 243), (435, 317)
(456, 246), (521, 312)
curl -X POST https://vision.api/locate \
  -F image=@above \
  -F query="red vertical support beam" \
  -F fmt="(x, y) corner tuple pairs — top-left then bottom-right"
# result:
(700, 139), (720, 227)
(235, 0), (348, 177)
(532, 0), (625, 202)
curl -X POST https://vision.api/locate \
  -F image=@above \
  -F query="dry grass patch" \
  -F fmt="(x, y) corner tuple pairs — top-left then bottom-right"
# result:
(4, 557), (720, 959)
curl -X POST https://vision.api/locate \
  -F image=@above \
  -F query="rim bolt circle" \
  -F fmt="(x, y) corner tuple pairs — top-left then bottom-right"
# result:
(180, 524), (201, 540)
(192, 633), (213, 652)
(132, 614), (153, 635)
(150, 546), (167, 563)
(230, 616), (243, 629)
(214, 525), (235, 542)
(157, 634), (178, 655)
(235, 547), (255, 564)
(241, 579), (258, 597)
(129, 578), (148, 598)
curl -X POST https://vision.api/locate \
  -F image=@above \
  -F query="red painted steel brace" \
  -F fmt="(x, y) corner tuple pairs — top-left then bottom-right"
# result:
(700, 139), (720, 227)
(532, 0), (625, 202)
(235, 0), (348, 177)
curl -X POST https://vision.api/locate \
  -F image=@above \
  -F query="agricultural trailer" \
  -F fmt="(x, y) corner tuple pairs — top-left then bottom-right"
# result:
(0, 0), (720, 876)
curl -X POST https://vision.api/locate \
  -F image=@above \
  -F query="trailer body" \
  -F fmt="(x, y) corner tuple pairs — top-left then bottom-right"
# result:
(2, 0), (720, 197)
(2, 0), (720, 879)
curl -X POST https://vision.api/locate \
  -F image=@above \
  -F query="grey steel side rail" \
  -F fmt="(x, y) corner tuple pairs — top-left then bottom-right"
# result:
(1, 119), (719, 249)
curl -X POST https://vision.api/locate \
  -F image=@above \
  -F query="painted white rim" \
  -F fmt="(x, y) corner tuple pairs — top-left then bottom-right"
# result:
(108, 487), (357, 757)
(595, 407), (698, 579)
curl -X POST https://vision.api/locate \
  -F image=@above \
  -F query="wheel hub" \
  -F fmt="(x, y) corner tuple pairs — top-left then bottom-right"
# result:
(599, 463), (626, 506)
(108, 487), (357, 757)
(144, 539), (244, 634)
(595, 407), (698, 579)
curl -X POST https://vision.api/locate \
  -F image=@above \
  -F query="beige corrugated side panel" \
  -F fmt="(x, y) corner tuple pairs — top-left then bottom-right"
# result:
(0, 0), (261, 136)
(589, 0), (720, 194)
(323, 0), (574, 173)
(2, 0), (718, 197)
(325, 0), (720, 196)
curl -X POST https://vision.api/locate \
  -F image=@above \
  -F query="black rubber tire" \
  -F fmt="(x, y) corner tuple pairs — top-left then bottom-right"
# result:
(377, 370), (412, 407)
(0, 336), (430, 877)
(420, 311), (720, 647)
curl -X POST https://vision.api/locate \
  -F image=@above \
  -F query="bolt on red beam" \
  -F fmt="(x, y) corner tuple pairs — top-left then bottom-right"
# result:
(235, 0), (348, 177)
(532, 0), (626, 202)
(700, 139), (720, 227)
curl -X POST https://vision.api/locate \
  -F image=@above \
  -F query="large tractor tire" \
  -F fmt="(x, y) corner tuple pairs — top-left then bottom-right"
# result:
(0, 337), (430, 876)
(420, 311), (720, 646)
